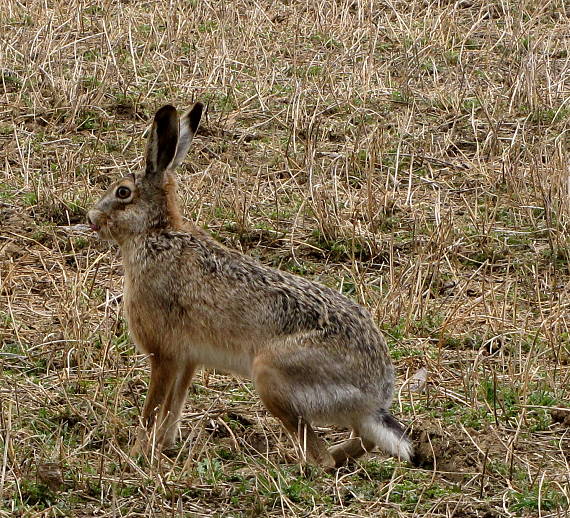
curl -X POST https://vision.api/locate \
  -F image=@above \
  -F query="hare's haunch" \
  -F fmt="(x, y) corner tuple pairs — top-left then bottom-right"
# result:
(88, 103), (413, 468)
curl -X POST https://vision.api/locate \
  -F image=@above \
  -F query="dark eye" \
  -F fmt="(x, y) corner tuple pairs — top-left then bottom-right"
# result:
(116, 186), (131, 199)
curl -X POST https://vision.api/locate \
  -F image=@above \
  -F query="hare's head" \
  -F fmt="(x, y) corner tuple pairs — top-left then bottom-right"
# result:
(87, 103), (203, 243)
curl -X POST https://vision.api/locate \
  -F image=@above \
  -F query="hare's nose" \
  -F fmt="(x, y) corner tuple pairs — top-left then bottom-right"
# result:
(86, 211), (100, 232)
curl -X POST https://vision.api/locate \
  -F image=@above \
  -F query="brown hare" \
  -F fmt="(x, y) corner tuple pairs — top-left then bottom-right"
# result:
(87, 103), (413, 468)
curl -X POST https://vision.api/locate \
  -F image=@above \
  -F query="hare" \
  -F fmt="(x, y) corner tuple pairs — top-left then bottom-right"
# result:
(87, 103), (413, 468)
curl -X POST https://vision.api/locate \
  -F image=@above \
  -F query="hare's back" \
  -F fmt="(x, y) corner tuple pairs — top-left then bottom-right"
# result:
(204, 244), (390, 357)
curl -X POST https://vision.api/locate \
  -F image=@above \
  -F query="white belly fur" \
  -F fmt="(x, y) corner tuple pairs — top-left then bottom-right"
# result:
(188, 344), (254, 378)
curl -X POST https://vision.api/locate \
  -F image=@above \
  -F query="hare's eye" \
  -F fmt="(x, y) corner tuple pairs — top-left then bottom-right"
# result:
(116, 186), (132, 200)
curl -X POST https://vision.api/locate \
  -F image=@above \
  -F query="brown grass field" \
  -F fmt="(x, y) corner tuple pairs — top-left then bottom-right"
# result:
(1, 0), (569, 516)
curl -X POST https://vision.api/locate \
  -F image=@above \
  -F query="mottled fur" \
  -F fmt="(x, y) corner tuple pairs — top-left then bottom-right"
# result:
(87, 103), (413, 467)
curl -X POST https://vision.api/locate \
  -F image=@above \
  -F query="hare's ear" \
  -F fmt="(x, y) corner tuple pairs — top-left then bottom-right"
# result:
(145, 105), (180, 177)
(170, 102), (203, 169)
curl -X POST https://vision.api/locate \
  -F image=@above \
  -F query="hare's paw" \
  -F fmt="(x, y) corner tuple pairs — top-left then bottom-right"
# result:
(130, 427), (151, 456)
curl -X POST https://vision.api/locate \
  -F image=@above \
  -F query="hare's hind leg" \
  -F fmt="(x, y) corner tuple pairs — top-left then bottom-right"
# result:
(157, 361), (196, 449)
(329, 410), (413, 467)
(328, 431), (375, 467)
(253, 358), (335, 469)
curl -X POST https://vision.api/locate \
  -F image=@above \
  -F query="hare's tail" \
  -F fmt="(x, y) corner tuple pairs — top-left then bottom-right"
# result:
(358, 409), (413, 462)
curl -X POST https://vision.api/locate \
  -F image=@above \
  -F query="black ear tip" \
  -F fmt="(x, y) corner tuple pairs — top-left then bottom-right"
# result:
(155, 104), (178, 122)
(191, 101), (204, 113)
(188, 102), (204, 133)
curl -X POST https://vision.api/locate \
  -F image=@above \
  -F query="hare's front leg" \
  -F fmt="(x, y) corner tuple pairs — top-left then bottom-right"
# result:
(133, 355), (188, 454)
(157, 361), (196, 449)
(141, 355), (175, 429)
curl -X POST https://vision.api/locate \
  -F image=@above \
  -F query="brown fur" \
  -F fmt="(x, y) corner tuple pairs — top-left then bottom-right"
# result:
(163, 171), (184, 229)
(87, 103), (413, 467)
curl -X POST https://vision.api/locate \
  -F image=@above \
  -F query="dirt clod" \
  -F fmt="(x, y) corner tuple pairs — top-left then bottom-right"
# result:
(551, 408), (570, 427)
(410, 420), (478, 479)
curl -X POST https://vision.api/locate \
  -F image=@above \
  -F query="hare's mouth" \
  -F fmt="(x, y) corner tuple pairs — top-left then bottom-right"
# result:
(87, 211), (103, 232)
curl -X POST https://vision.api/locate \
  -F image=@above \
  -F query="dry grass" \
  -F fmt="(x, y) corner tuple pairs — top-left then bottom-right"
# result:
(1, 0), (569, 516)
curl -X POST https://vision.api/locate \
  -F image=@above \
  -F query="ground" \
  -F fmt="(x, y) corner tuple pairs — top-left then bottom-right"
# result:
(1, 0), (569, 516)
